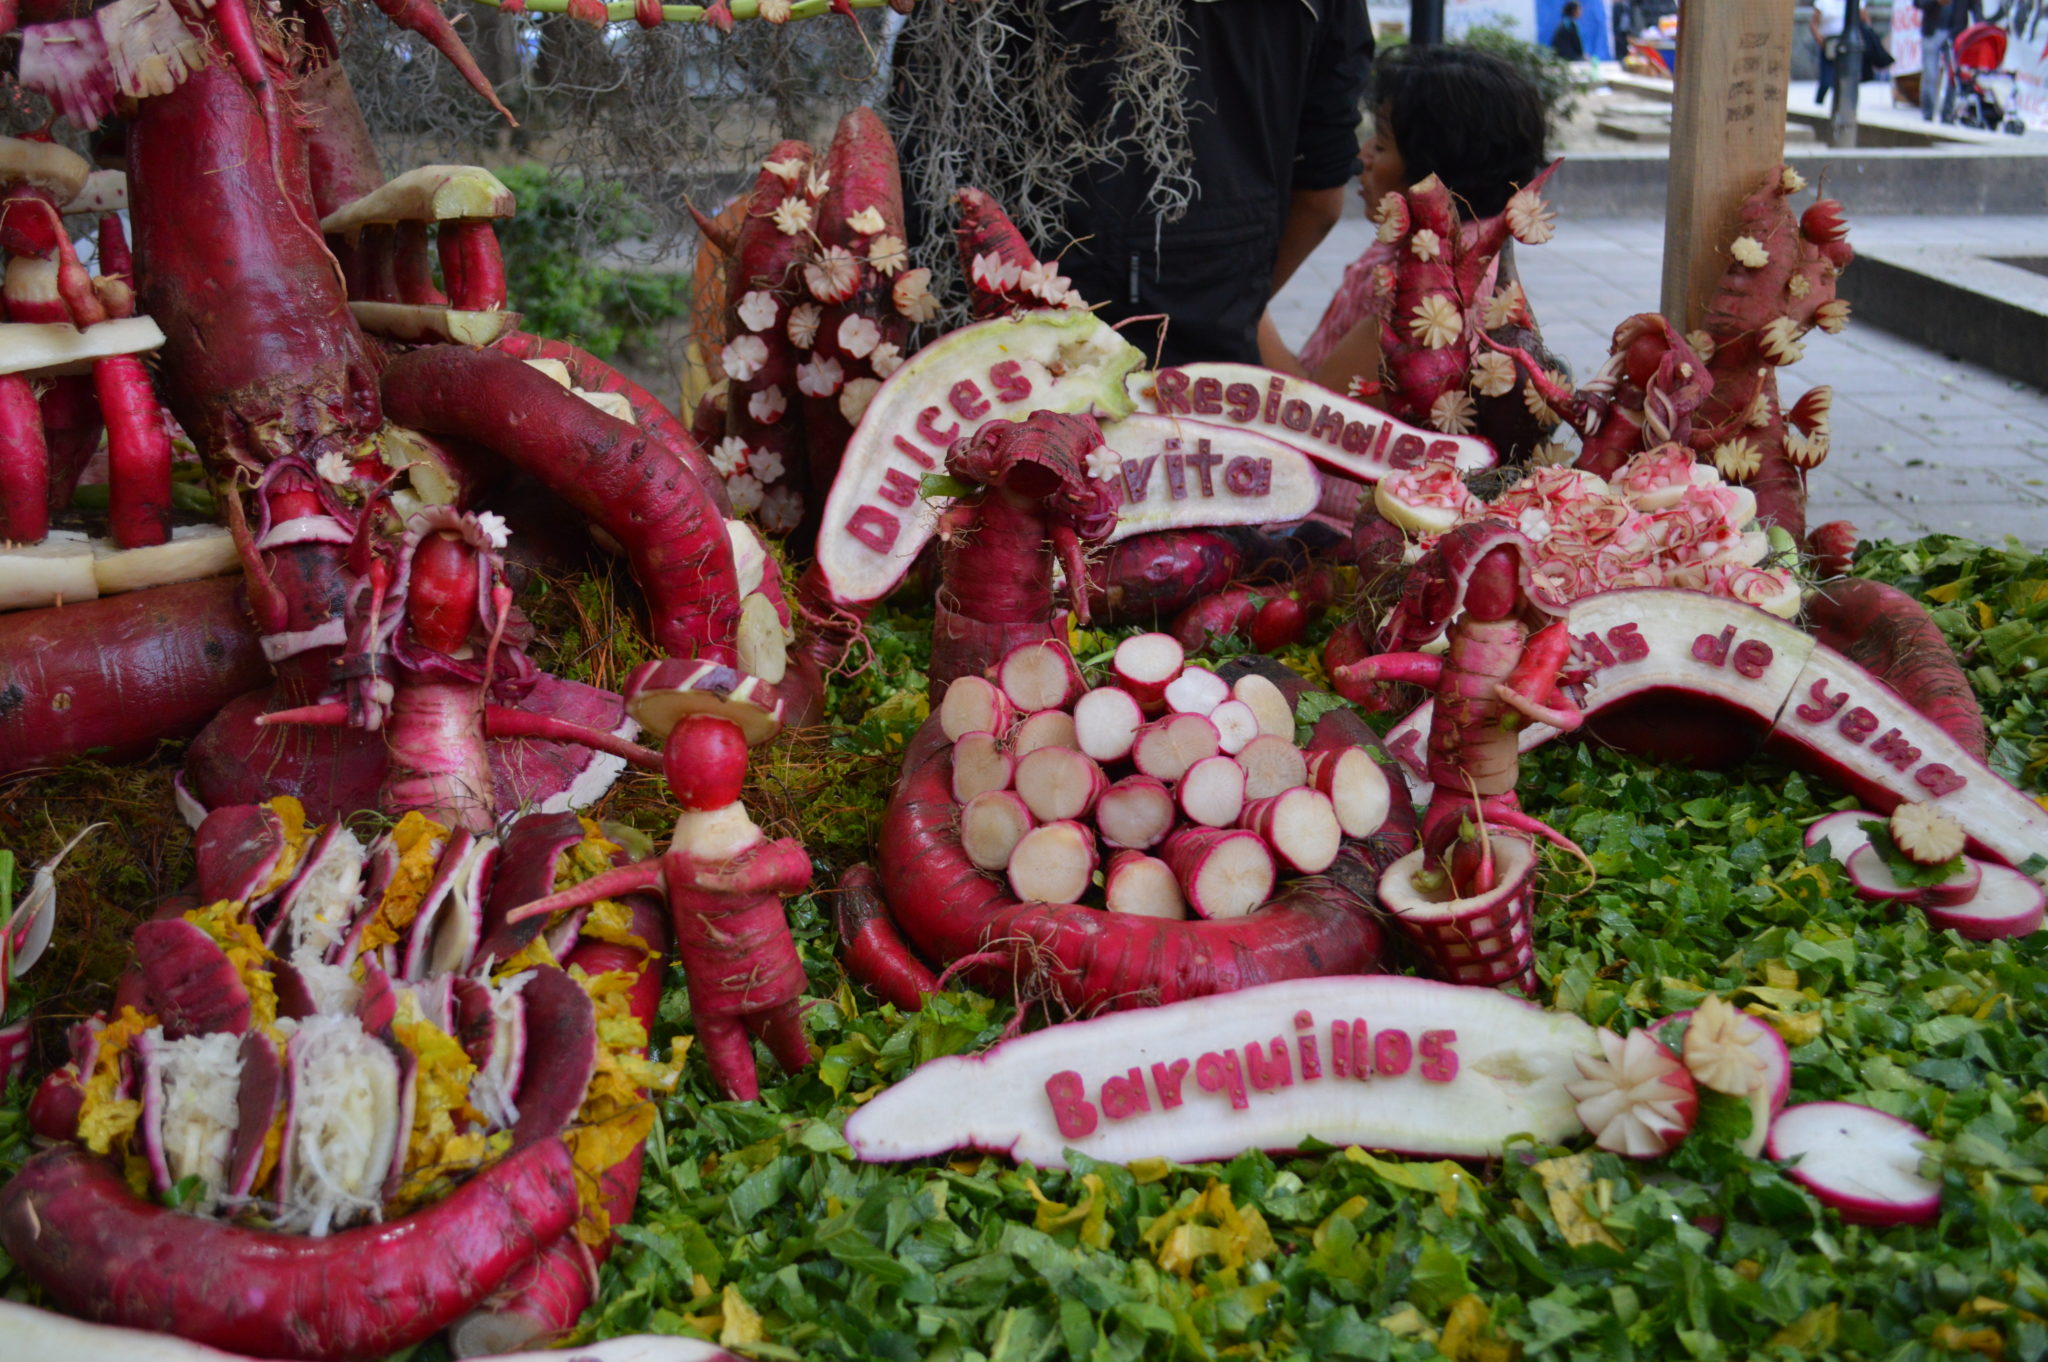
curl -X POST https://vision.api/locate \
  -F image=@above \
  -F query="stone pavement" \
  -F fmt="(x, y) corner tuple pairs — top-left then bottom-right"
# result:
(1268, 214), (2048, 550)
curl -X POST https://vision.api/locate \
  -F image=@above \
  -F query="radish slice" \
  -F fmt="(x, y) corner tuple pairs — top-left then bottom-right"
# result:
(1163, 827), (1274, 920)
(1566, 1028), (1699, 1159)
(1239, 787), (1341, 874)
(1803, 808), (1878, 863)
(1007, 821), (1098, 905)
(1096, 775), (1177, 850)
(1073, 686), (1145, 763)
(1112, 632), (1184, 712)
(226, 1031), (284, 1199)
(939, 675), (1015, 742)
(277, 826), (367, 965)
(1014, 747), (1108, 822)
(1922, 861), (2046, 940)
(1306, 747), (1393, 840)
(1208, 699), (1260, 755)
(1164, 667), (1229, 717)
(998, 640), (1083, 713)
(1238, 734), (1309, 800)
(960, 791), (1036, 872)
(1178, 755), (1247, 829)
(1650, 995), (1792, 1158)
(1132, 713), (1221, 782)
(950, 731), (1014, 803)
(1230, 673), (1294, 739)
(1012, 708), (1079, 757)
(509, 966), (600, 1147)
(1105, 851), (1187, 920)
(1767, 1101), (1941, 1226)
(1844, 845), (1927, 902)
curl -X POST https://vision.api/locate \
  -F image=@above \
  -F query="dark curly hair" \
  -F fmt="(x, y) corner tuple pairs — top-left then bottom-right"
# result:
(1372, 45), (1549, 220)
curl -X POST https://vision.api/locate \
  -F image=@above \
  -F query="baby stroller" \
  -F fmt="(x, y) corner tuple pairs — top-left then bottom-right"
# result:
(1944, 22), (2028, 134)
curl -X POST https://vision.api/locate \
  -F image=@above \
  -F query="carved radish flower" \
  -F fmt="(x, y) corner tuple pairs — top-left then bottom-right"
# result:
(796, 354), (845, 398)
(1685, 329), (1716, 363)
(1483, 282), (1528, 330)
(710, 437), (749, 477)
(1409, 228), (1441, 262)
(805, 246), (860, 303)
(1760, 317), (1807, 366)
(1890, 802), (1966, 865)
(1712, 437), (1763, 482)
(1430, 389), (1477, 435)
(870, 342), (904, 378)
(725, 472), (765, 515)
(771, 197), (813, 237)
(894, 268), (939, 323)
(838, 314), (882, 360)
(316, 450), (353, 485)
(1681, 994), (1776, 1157)
(758, 485), (803, 534)
(1409, 294), (1463, 350)
(759, 0), (793, 19)
(971, 251), (1022, 294)
(845, 205), (886, 236)
(1532, 440), (1575, 467)
(1021, 261), (1073, 305)
(762, 156), (805, 184)
(1470, 351), (1517, 398)
(721, 334), (769, 382)
(1567, 1028), (1698, 1158)
(787, 302), (823, 349)
(748, 446), (786, 485)
(1505, 187), (1556, 244)
(1781, 166), (1808, 193)
(1789, 386), (1833, 432)
(1816, 299), (1851, 334)
(1785, 430), (1829, 469)
(1730, 234), (1770, 269)
(868, 234), (909, 276)
(839, 377), (880, 425)
(748, 386), (787, 425)
(1086, 445), (1123, 482)
(1744, 386), (1774, 429)
(737, 290), (779, 333)
(1524, 370), (1567, 424)
(1787, 273), (1812, 300)
(1373, 192), (1410, 243)
(805, 167), (831, 201)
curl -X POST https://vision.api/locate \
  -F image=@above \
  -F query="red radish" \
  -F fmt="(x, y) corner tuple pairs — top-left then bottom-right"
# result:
(1104, 851), (1186, 920)
(401, 833), (495, 981)
(1074, 686), (1145, 762)
(1012, 708), (1079, 756)
(1767, 1102), (1941, 1226)
(0, 1138), (580, 1361)
(1178, 756), (1247, 829)
(1169, 586), (1267, 654)
(1889, 801), (1966, 865)
(1566, 1028), (1699, 1158)
(1208, 699), (1261, 755)
(226, 1031), (284, 1200)
(1805, 578), (1986, 761)
(1132, 713), (1222, 783)
(835, 864), (940, 1012)
(960, 791), (1036, 872)
(1164, 668), (1229, 717)
(1095, 776), (1177, 851)
(1112, 633), (1185, 712)
(1238, 735), (1309, 801)
(1239, 788), (1342, 874)
(1084, 532), (1244, 625)
(719, 139), (815, 535)
(0, 372), (48, 543)
(1231, 674), (1294, 740)
(1249, 595), (1310, 653)
(135, 918), (252, 1040)
(999, 639), (1085, 713)
(1653, 995), (1792, 1157)
(1921, 862), (2046, 941)
(1007, 821), (1097, 905)
(938, 675), (1015, 743)
(454, 974), (528, 1130)
(1014, 747), (1108, 823)
(663, 714), (751, 810)
(1163, 827), (1275, 920)
(950, 732), (1015, 803)
(1306, 748), (1394, 840)
(194, 803), (292, 909)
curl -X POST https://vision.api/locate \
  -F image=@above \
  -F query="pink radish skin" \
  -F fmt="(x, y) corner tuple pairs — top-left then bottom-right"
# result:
(950, 732), (1014, 804)
(939, 676), (1016, 743)
(1014, 747), (1108, 823)
(1104, 851), (1187, 920)
(1164, 669), (1230, 717)
(1073, 687), (1145, 763)
(960, 791), (1036, 872)
(1178, 756), (1247, 829)
(1921, 862), (2046, 941)
(1096, 776), (1177, 851)
(1239, 736), (1309, 800)
(1240, 788), (1342, 874)
(1767, 1101), (1941, 1226)
(1112, 633), (1184, 712)
(1163, 827), (1275, 921)
(1012, 709), (1079, 757)
(1007, 822), (1097, 905)
(998, 640), (1084, 713)
(836, 864), (941, 1013)
(1132, 714), (1222, 783)
(1306, 748), (1394, 840)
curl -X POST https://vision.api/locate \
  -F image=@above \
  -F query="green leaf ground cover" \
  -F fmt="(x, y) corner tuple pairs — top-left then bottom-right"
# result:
(5, 537), (2047, 1361)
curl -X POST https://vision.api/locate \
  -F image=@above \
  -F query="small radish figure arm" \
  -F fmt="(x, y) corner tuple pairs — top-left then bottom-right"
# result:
(483, 707), (663, 770)
(1335, 652), (1444, 707)
(506, 861), (667, 925)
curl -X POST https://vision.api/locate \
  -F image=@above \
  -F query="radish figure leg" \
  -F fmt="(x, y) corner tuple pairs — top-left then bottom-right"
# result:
(695, 1014), (762, 1103)
(746, 1002), (813, 1075)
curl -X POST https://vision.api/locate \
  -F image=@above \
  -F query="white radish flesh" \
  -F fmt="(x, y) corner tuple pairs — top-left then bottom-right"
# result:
(1767, 1101), (1941, 1226)
(1231, 673), (1294, 739)
(1238, 735), (1309, 800)
(1178, 755), (1247, 829)
(1073, 686), (1145, 763)
(1566, 1028), (1699, 1159)
(1132, 713), (1221, 782)
(950, 732), (1014, 803)
(1843, 845), (1925, 902)
(1163, 668), (1229, 717)
(1921, 861), (2046, 940)
(734, 592), (788, 684)
(1105, 851), (1187, 920)
(940, 675), (1016, 743)
(1208, 700), (1261, 755)
(1803, 809), (1877, 863)
(1112, 632), (1184, 712)
(1007, 821), (1098, 905)
(1096, 776), (1177, 850)
(1163, 827), (1274, 920)
(1012, 708), (1080, 757)
(1239, 787), (1341, 873)
(1306, 748), (1393, 839)
(960, 791), (1036, 872)
(1014, 747), (1108, 823)
(1889, 801), (1966, 865)
(998, 640), (1084, 713)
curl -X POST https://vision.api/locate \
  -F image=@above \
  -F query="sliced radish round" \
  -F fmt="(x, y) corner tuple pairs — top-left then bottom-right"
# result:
(1178, 755), (1247, 829)
(1073, 686), (1145, 763)
(1650, 995), (1792, 1157)
(1844, 844), (1927, 902)
(1230, 673), (1294, 739)
(1096, 776), (1177, 850)
(1008, 821), (1098, 905)
(998, 640), (1083, 713)
(1013, 709), (1079, 757)
(1306, 747), (1392, 839)
(1163, 668), (1229, 717)
(1240, 788), (1341, 874)
(1767, 1101), (1941, 1226)
(939, 675), (1016, 742)
(1803, 809), (1879, 863)
(1208, 700), (1260, 755)
(1105, 851), (1187, 920)
(950, 732), (1014, 804)
(1132, 713), (1221, 782)
(961, 791), (1036, 872)
(1238, 734), (1309, 800)
(1566, 1028), (1698, 1159)
(1113, 633), (1184, 713)
(1889, 801), (1966, 866)
(1163, 827), (1274, 920)
(1922, 861), (2046, 940)
(1015, 747), (1108, 823)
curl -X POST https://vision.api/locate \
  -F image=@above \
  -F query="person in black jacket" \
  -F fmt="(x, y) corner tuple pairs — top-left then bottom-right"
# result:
(1551, 2), (1587, 61)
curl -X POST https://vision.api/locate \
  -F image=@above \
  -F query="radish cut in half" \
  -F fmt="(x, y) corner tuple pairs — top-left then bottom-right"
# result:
(1209, 700), (1260, 755)
(1013, 708), (1080, 757)
(509, 966), (600, 1147)
(1178, 755), (1247, 828)
(1843, 845), (1927, 903)
(1113, 633), (1183, 712)
(1307, 748), (1392, 839)
(1008, 821), (1098, 905)
(1074, 686), (1145, 763)
(1132, 713), (1221, 782)
(1922, 861), (2046, 940)
(1767, 1101), (1941, 1226)
(1164, 668), (1229, 717)
(940, 675), (1015, 742)
(138, 1029), (247, 1209)
(1238, 735), (1308, 800)
(961, 791), (1036, 872)
(998, 640), (1083, 713)
(1231, 673), (1294, 739)
(1015, 747), (1108, 822)
(1105, 851), (1186, 920)
(1163, 827), (1274, 920)
(1096, 775), (1176, 850)
(1803, 809), (1878, 864)
(950, 732), (1014, 803)
(1566, 1027), (1699, 1159)
(427, 836), (498, 978)
(1240, 788), (1342, 874)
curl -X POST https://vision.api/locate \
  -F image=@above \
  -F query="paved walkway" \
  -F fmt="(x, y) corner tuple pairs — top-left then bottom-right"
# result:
(1269, 214), (2048, 549)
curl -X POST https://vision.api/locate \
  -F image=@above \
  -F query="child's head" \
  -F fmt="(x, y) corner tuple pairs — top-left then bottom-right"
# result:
(1563, 2), (1581, 17)
(1367, 45), (1549, 220)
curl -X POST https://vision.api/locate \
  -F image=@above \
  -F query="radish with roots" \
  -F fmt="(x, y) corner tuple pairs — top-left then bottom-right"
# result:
(1767, 1102), (1942, 1226)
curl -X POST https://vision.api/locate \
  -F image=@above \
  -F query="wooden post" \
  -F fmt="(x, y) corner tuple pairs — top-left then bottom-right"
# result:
(1659, 0), (1795, 333)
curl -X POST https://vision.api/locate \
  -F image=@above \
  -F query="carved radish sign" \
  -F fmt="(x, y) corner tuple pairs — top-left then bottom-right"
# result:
(844, 977), (1599, 1168)
(1099, 415), (1320, 544)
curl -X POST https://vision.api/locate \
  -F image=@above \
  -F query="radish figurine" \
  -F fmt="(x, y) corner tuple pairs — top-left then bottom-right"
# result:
(1767, 1102), (1941, 1226)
